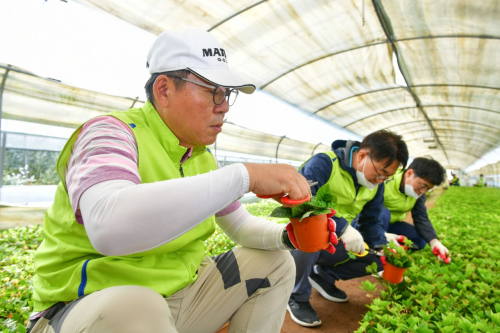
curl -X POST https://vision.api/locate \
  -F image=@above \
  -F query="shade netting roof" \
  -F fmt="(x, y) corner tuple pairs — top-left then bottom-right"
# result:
(0, 64), (329, 162)
(72, 0), (500, 170)
(0, 64), (143, 127)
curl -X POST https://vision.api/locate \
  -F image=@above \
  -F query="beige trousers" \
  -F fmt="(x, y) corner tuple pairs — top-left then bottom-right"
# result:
(29, 248), (295, 333)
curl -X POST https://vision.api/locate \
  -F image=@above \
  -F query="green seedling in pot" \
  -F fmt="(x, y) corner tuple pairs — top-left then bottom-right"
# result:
(383, 238), (414, 269)
(268, 184), (339, 254)
(268, 184), (337, 221)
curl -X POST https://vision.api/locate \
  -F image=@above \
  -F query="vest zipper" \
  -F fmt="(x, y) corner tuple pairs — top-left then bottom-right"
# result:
(179, 165), (184, 177)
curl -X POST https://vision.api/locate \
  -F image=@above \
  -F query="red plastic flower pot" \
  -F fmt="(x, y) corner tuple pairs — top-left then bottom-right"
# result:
(382, 262), (407, 284)
(290, 214), (329, 252)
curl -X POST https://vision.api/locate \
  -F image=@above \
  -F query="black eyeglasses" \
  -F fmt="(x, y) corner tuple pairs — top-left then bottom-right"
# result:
(367, 154), (394, 181)
(168, 76), (239, 106)
(416, 179), (433, 191)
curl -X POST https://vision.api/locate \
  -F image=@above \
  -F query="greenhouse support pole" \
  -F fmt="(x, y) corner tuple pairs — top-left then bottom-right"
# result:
(0, 132), (5, 188)
(130, 96), (139, 109)
(0, 66), (11, 188)
(276, 136), (285, 163)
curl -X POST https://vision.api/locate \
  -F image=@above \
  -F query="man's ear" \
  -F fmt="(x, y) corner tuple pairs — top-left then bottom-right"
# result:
(406, 168), (414, 178)
(357, 149), (367, 161)
(153, 75), (170, 108)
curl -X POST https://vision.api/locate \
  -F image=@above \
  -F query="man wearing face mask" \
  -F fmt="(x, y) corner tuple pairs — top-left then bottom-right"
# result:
(381, 157), (451, 263)
(449, 173), (460, 186)
(287, 130), (409, 328)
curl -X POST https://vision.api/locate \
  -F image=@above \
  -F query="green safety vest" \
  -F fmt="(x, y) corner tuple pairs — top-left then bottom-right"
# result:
(32, 101), (217, 311)
(383, 170), (417, 223)
(302, 151), (378, 223)
(477, 177), (485, 187)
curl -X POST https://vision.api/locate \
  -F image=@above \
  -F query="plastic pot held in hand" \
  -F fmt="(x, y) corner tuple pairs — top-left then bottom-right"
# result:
(382, 262), (407, 284)
(289, 214), (329, 252)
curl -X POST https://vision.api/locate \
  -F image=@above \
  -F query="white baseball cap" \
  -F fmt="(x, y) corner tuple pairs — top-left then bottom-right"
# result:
(147, 29), (256, 94)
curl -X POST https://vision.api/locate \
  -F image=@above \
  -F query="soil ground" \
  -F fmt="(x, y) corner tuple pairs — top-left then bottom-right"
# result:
(218, 188), (445, 333)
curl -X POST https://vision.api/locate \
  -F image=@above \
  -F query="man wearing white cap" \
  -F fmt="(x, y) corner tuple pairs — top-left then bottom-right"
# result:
(28, 30), (337, 333)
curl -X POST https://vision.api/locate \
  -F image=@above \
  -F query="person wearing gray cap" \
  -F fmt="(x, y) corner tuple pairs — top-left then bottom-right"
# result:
(27, 29), (336, 333)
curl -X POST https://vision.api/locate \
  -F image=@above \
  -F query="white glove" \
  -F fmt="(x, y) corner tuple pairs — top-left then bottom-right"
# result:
(341, 225), (365, 254)
(385, 232), (405, 246)
(430, 239), (451, 264)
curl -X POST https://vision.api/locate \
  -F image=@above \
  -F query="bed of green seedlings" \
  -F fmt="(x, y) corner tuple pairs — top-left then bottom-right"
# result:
(357, 187), (500, 333)
(0, 226), (42, 333)
(0, 200), (283, 332)
(4, 189), (499, 332)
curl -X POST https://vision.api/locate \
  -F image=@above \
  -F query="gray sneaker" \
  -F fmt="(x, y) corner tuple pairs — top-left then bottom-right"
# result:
(309, 271), (348, 302)
(287, 296), (322, 327)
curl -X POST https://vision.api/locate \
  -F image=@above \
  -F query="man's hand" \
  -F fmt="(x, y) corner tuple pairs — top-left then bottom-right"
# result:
(430, 239), (451, 264)
(285, 214), (338, 254)
(385, 232), (405, 246)
(244, 163), (311, 202)
(341, 225), (365, 254)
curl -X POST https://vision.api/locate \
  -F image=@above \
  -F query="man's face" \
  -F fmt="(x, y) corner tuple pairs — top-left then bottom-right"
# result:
(406, 169), (434, 196)
(357, 151), (400, 185)
(161, 73), (230, 148)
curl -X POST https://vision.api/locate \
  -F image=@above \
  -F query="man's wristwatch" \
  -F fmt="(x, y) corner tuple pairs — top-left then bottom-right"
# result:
(282, 228), (296, 250)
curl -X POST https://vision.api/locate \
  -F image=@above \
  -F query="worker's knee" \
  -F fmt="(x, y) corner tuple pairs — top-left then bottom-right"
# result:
(62, 286), (173, 332)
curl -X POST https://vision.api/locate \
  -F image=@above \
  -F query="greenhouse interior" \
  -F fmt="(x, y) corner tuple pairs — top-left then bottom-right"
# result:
(1, 0), (499, 332)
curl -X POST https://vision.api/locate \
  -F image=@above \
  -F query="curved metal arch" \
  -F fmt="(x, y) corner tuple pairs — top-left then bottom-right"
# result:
(0, 64), (143, 105)
(260, 40), (389, 89)
(412, 148), (483, 161)
(208, 0), (268, 31)
(403, 128), (500, 144)
(381, 119), (500, 133)
(405, 136), (497, 150)
(313, 84), (500, 115)
(342, 104), (500, 128)
(314, 86), (406, 114)
(311, 142), (324, 157)
(410, 83), (500, 91)
(275, 136), (286, 163)
(260, 36), (500, 89)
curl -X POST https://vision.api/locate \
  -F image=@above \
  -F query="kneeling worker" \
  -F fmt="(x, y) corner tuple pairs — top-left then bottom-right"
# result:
(381, 157), (451, 263)
(288, 130), (409, 327)
(449, 173), (460, 186)
(475, 174), (486, 187)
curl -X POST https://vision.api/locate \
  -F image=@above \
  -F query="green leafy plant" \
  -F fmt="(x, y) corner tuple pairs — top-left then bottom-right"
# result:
(268, 184), (337, 221)
(4, 188), (500, 332)
(357, 187), (500, 332)
(382, 238), (414, 268)
(360, 280), (379, 301)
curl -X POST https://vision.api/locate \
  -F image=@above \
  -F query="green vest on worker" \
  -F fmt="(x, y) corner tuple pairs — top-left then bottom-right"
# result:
(303, 151), (378, 223)
(477, 177), (485, 187)
(383, 170), (417, 223)
(32, 101), (217, 312)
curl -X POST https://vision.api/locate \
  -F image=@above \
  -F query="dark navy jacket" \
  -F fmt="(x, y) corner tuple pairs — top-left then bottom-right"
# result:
(386, 172), (438, 243)
(299, 140), (386, 248)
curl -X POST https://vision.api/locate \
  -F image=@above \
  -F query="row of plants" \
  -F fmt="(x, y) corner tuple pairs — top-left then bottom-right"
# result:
(0, 226), (42, 333)
(2, 188), (499, 332)
(358, 187), (500, 332)
(0, 201), (284, 332)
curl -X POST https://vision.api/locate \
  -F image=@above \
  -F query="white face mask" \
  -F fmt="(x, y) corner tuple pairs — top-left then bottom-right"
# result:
(356, 156), (378, 190)
(405, 174), (422, 199)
